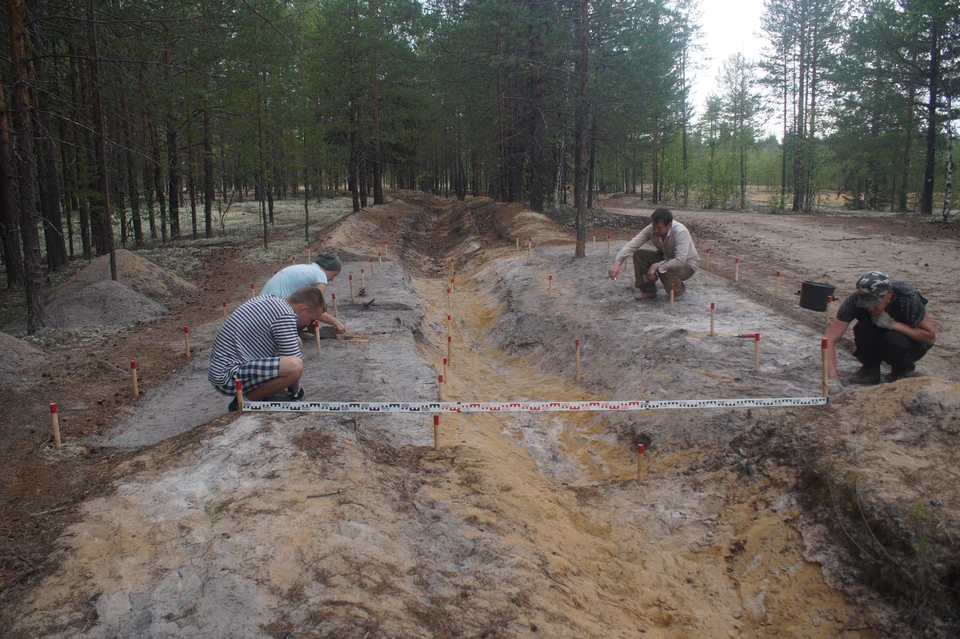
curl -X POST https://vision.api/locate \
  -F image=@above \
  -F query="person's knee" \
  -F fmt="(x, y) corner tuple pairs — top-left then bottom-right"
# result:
(279, 356), (304, 380)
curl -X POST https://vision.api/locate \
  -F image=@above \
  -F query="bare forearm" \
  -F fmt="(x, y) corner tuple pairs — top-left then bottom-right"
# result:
(891, 321), (936, 345)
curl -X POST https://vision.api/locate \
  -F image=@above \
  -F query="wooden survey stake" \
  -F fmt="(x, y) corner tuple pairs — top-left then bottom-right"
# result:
(433, 414), (440, 450)
(670, 284), (675, 309)
(314, 320), (321, 356)
(131, 361), (139, 396)
(821, 338), (829, 397)
(710, 302), (715, 336)
(775, 271), (781, 298)
(349, 274), (355, 302)
(735, 258), (740, 283)
(754, 334), (760, 371)
(575, 338), (581, 382)
(50, 403), (61, 450)
(636, 444), (644, 484)
(332, 293), (338, 319)
(235, 379), (244, 411)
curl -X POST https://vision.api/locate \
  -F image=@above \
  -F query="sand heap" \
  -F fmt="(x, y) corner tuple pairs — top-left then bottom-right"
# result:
(46, 249), (197, 304)
(0, 331), (47, 385)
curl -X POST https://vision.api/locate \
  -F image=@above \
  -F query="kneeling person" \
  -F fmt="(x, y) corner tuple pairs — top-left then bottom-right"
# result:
(209, 286), (327, 411)
(826, 271), (935, 390)
(607, 208), (699, 300)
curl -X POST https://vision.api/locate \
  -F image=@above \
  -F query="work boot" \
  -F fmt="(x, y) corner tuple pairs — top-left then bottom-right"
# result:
(849, 366), (881, 385)
(888, 367), (916, 382)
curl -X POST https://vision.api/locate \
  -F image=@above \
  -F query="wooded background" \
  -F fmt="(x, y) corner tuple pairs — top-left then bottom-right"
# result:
(1, 0), (957, 332)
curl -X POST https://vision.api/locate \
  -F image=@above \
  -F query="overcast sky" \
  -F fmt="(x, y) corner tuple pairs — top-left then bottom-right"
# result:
(690, 0), (768, 122)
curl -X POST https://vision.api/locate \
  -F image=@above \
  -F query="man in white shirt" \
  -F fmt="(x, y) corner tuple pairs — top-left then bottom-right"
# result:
(260, 252), (346, 333)
(607, 208), (699, 301)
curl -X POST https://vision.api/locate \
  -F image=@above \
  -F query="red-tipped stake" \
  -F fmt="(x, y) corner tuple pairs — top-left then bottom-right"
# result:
(361, 269), (365, 289)
(592, 231), (596, 251)
(433, 414), (441, 451)
(575, 338), (581, 382)
(349, 273), (355, 303)
(709, 302), (716, 336)
(447, 287), (452, 310)
(184, 326), (191, 357)
(131, 361), (139, 396)
(450, 257), (455, 277)
(821, 338), (829, 397)
(636, 444), (645, 484)
(607, 234), (611, 257)
(670, 284), (675, 310)
(222, 300), (228, 321)
(775, 271), (781, 298)
(438, 374), (445, 401)
(235, 379), (244, 411)
(447, 335), (452, 366)
(314, 320), (321, 356)
(705, 248), (711, 270)
(292, 255), (297, 264)
(735, 257), (740, 283)
(332, 293), (339, 320)
(250, 283), (255, 298)
(50, 403), (61, 450)
(548, 274), (553, 298)
(450, 277), (455, 293)
(825, 295), (833, 325)
(443, 357), (448, 382)
(378, 251), (382, 266)
(446, 314), (451, 333)
(754, 334), (761, 371)
(370, 257), (375, 276)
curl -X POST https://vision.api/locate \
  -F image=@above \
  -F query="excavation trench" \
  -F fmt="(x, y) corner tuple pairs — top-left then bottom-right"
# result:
(9, 195), (902, 638)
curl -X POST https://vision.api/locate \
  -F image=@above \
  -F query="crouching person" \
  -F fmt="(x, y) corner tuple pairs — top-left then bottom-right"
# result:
(209, 286), (327, 411)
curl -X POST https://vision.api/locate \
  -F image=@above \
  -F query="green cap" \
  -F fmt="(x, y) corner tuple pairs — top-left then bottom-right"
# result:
(314, 252), (342, 272)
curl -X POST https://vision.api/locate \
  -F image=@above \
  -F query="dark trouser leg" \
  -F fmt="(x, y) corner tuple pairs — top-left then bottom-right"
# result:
(853, 319), (930, 371)
(658, 264), (695, 296)
(632, 248), (663, 292)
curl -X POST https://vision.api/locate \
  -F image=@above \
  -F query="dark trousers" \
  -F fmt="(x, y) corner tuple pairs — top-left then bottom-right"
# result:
(853, 319), (930, 372)
(632, 248), (695, 295)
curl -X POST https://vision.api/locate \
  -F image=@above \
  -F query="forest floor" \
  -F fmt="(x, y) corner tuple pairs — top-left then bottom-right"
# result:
(1, 192), (959, 638)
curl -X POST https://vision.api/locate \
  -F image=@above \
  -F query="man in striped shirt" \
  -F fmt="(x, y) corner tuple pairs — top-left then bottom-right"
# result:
(208, 286), (326, 411)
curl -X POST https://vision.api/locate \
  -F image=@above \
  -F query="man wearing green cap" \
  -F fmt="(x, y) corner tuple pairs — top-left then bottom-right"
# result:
(825, 271), (936, 392)
(260, 252), (346, 334)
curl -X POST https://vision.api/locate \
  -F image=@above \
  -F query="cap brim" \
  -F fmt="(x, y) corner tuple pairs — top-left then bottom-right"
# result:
(857, 295), (882, 308)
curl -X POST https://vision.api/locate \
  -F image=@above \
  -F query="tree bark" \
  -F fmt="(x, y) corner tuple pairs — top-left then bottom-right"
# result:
(0, 79), (24, 289)
(573, 0), (589, 259)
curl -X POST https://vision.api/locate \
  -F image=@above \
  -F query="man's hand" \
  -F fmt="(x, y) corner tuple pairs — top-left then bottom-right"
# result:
(872, 311), (894, 330)
(646, 262), (660, 282)
(608, 261), (622, 280)
(334, 320), (347, 334)
(828, 378), (844, 396)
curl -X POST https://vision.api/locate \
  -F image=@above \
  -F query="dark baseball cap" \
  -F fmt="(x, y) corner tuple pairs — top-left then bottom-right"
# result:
(856, 271), (892, 307)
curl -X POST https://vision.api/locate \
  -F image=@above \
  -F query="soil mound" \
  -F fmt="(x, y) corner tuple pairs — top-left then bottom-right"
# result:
(47, 249), (197, 304)
(0, 331), (47, 385)
(5, 280), (168, 332)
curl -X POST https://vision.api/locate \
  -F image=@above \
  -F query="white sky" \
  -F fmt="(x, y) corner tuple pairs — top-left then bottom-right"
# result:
(690, 0), (768, 121)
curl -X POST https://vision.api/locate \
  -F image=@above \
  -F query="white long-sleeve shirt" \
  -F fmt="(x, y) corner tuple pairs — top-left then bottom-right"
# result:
(614, 221), (699, 273)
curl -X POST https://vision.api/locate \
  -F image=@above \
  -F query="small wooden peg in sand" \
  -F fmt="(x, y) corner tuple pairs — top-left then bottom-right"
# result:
(450, 277), (455, 293)
(443, 357), (448, 382)
(447, 313), (452, 333)
(433, 414), (441, 450)
(735, 258), (740, 283)
(450, 257), (455, 277)
(184, 326), (191, 357)
(370, 258), (375, 276)
(438, 374), (445, 401)
(670, 284), (675, 309)
(235, 379), (244, 411)
(250, 283), (255, 298)
(447, 287), (452, 310)
(332, 293), (339, 319)
(50, 403), (61, 450)
(754, 334), (760, 371)
(222, 300), (228, 321)
(825, 296), (832, 325)
(292, 255), (297, 264)
(378, 251), (382, 266)
(349, 273), (355, 303)
(607, 234), (611, 257)
(548, 274), (553, 297)
(775, 271), (781, 298)
(575, 338), (581, 382)
(447, 335), (452, 366)
(314, 320), (321, 356)
(710, 302), (715, 336)
(705, 248), (710, 270)
(636, 444), (645, 484)
(361, 269), (365, 289)
(821, 338), (829, 397)
(131, 361), (139, 396)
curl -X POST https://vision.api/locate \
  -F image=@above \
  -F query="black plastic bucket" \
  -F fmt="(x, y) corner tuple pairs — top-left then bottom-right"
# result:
(799, 280), (836, 311)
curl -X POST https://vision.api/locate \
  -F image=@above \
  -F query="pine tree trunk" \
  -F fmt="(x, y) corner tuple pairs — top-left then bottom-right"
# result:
(920, 24), (939, 215)
(0, 79), (24, 288)
(7, 0), (44, 332)
(573, 0), (589, 259)
(203, 105), (214, 238)
(87, 0), (116, 279)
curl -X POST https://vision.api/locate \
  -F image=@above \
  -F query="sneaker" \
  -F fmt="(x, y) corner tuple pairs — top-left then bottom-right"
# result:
(849, 366), (881, 385)
(227, 396), (239, 412)
(888, 367), (916, 382)
(288, 386), (305, 401)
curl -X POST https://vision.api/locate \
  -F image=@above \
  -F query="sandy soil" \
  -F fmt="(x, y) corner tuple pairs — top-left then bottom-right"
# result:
(2, 193), (959, 639)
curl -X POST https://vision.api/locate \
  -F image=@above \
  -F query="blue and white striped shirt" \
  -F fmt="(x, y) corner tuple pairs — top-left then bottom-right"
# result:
(208, 295), (302, 391)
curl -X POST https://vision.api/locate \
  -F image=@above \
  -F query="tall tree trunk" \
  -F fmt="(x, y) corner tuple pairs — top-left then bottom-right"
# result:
(7, 0), (44, 331)
(70, 47), (92, 258)
(920, 22), (939, 215)
(573, 0), (589, 259)
(87, 0), (115, 278)
(0, 80), (24, 288)
(120, 87), (143, 247)
(203, 105), (214, 238)
(164, 46), (181, 238)
(943, 93), (953, 223)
